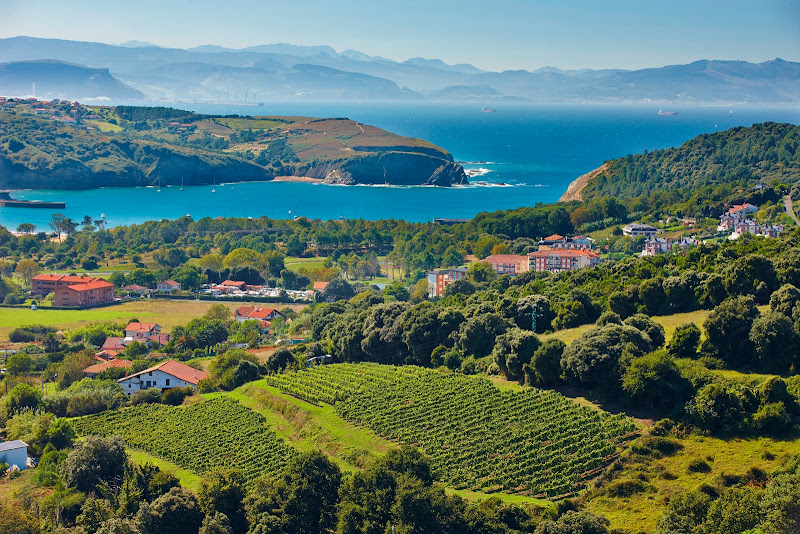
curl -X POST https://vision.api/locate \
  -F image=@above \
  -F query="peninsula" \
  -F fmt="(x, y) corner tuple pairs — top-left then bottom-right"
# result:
(0, 100), (468, 189)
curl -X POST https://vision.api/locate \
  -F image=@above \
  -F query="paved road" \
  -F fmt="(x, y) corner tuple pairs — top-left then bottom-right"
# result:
(785, 195), (800, 226)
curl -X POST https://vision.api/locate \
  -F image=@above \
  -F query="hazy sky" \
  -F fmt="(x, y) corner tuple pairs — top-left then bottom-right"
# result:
(2, 0), (798, 71)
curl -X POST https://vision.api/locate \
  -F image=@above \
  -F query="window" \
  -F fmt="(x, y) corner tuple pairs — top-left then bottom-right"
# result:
(148, 371), (153, 376)
(165, 379), (170, 386)
(146, 380), (151, 387)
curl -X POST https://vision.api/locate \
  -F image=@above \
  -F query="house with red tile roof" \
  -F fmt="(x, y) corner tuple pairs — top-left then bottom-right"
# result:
(528, 249), (600, 273)
(157, 280), (181, 292)
(313, 281), (329, 291)
(117, 360), (208, 395)
(220, 280), (247, 290)
(83, 359), (132, 379)
(234, 306), (283, 322)
(32, 274), (104, 296)
(125, 322), (161, 338)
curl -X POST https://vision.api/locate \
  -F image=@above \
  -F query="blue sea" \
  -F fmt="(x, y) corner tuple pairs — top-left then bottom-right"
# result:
(2, 102), (798, 229)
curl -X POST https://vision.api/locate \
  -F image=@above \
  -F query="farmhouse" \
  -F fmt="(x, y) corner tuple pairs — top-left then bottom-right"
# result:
(0, 440), (28, 470)
(83, 358), (132, 379)
(481, 254), (530, 275)
(117, 360), (207, 395)
(157, 279), (181, 292)
(125, 322), (161, 339)
(235, 306), (283, 322)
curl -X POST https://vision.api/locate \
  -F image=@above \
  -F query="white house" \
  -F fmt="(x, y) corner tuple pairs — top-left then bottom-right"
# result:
(623, 223), (659, 237)
(0, 440), (28, 470)
(157, 280), (181, 292)
(125, 322), (161, 339)
(117, 360), (208, 395)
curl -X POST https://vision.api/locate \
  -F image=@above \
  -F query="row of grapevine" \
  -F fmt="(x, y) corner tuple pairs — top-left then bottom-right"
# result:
(268, 364), (637, 497)
(72, 397), (296, 483)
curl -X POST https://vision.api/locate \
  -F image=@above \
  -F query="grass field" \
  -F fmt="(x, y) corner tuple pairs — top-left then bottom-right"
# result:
(284, 256), (327, 272)
(87, 120), (123, 133)
(0, 299), (309, 341)
(542, 306), (769, 347)
(584, 431), (800, 533)
(127, 448), (202, 492)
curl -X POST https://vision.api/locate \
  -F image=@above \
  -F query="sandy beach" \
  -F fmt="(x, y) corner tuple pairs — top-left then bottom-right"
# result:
(272, 175), (323, 183)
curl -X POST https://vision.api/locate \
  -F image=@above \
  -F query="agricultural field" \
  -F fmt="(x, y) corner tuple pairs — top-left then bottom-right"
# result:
(268, 363), (638, 498)
(72, 397), (296, 484)
(0, 298), (308, 342)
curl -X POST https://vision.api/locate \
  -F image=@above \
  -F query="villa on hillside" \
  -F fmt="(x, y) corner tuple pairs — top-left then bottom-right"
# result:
(622, 223), (659, 237)
(716, 202), (783, 239)
(117, 360), (208, 395)
(537, 234), (594, 251)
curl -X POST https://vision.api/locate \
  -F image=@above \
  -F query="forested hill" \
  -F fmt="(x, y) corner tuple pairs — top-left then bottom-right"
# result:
(569, 122), (800, 212)
(0, 102), (467, 189)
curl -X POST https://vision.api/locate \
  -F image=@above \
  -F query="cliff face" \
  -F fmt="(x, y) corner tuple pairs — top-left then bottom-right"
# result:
(300, 152), (468, 186)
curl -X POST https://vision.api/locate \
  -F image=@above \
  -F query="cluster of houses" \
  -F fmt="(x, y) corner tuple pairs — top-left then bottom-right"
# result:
(201, 279), (315, 302)
(93, 322), (171, 360)
(718, 203), (784, 239)
(426, 234), (601, 297)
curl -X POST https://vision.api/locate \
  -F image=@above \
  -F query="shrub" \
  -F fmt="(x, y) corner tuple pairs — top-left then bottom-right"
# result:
(131, 388), (162, 405)
(687, 459), (712, 473)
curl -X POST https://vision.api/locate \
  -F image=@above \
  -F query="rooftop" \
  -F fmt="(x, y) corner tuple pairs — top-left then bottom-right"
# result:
(120, 360), (208, 385)
(0, 440), (28, 452)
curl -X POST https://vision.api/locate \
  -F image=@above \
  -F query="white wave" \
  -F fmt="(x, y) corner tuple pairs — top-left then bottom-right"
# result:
(465, 168), (491, 178)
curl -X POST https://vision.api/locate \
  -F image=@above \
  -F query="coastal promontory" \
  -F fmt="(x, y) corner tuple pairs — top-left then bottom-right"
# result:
(0, 101), (468, 190)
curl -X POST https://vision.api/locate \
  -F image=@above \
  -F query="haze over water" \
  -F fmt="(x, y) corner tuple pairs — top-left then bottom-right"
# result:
(2, 102), (798, 229)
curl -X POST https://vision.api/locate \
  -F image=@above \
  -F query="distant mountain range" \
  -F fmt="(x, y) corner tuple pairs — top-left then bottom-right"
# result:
(0, 36), (797, 104)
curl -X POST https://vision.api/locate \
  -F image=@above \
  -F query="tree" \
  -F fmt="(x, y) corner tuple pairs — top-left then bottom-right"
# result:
(198, 469), (247, 534)
(769, 283), (800, 317)
(137, 487), (204, 534)
(534, 510), (610, 534)
(493, 328), (541, 380)
(700, 487), (761, 534)
(724, 254), (778, 303)
(15, 259), (40, 286)
(62, 435), (128, 493)
(200, 513), (233, 534)
(6, 383), (43, 416)
(655, 490), (710, 534)
(16, 223), (36, 234)
(667, 323), (701, 359)
(322, 278), (355, 301)
(529, 339), (566, 385)
(0, 500), (41, 534)
(6, 353), (33, 375)
(622, 350), (692, 409)
(760, 473), (800, 534)
(457, 313), (509, 358)
(383, 282), (410, 302)
(246, 451), (342, 534)
(204, 303), (232, 322)
(623, 313), (666, 349)
(561, 324), (652, 388)
(467, 261), (497, 284)
(703, 295), (760, 367)
(749, 312), (798, 374)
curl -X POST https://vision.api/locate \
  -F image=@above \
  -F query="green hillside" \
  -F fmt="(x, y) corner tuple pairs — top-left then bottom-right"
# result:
(577, 122), (800, 216)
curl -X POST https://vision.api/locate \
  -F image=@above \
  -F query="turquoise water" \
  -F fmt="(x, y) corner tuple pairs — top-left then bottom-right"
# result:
(3, 102), (798, 228)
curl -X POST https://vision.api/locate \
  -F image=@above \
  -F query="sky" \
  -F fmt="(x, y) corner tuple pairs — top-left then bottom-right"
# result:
(1, 0), (798, 71)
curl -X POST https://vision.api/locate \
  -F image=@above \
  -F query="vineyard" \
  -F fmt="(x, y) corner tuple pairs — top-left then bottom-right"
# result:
(72, 397), (296, 483)
(268, 363), (638, 498)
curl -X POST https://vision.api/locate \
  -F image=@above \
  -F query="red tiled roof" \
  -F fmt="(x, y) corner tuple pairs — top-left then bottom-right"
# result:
(313, 281), (329, 290)
(102, 337), (126, 350)
(160, 280), (180, 286)
(121, 284), (148, 291)
(126, 322), (159, 332)
(147, 334), (171, 346)
(120, 360), (207, 385)
(221, 280), (246, 287)
(84, 359), (132, 374)
(65, 280), (114, 292)
(34, 274), (102, 284)
(482, 254), (528, 263)
(249, 308), (279, 319)
(543, 234), (565, 241)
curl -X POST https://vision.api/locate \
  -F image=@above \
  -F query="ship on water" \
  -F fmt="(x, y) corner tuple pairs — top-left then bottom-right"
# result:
(481, 107), (497, 113)
(658, 109), (678, 116)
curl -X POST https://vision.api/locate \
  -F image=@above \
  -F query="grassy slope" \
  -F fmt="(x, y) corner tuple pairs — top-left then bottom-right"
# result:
(584, 431), (800, 533)
(127, 449), (202, 492)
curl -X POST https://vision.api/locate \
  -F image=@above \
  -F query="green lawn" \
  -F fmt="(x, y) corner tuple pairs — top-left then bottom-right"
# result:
(127, 448), (203, 492)
(87, 120), (123, 133)
(284, 256), (327, 272)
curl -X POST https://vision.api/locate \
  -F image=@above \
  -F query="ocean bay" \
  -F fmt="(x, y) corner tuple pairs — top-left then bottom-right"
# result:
(2, 102), (798, 228)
